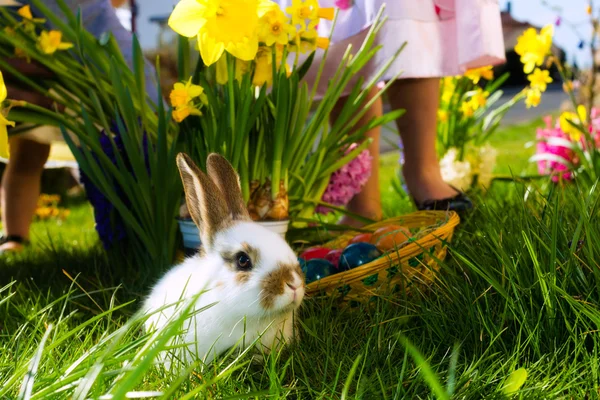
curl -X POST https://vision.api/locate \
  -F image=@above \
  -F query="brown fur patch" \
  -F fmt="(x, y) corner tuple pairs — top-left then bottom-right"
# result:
(235, 271), (251, 284)
(260, 262), (301, 310)
(207, 154), (251, 221)
(177, 153), (230, 248)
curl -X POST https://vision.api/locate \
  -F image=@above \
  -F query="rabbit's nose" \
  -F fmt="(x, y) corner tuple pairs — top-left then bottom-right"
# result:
(286, 282), (298, 291)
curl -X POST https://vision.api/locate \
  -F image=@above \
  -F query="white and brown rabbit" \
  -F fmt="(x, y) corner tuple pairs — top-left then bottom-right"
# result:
(143, 153), (305, 367)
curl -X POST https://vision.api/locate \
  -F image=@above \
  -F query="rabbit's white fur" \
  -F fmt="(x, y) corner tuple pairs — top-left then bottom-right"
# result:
(143, 154), (304, 368)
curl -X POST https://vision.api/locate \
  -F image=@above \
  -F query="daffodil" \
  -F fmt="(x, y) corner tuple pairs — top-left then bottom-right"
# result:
(441, 77), (455, 103)
(469, 89), (489, 110)
(515, 25), (553, 74)
(17, 5), (45, 32)
(37, 30), (74, 55)
(18, 5), (34, 19)
(288, 28), (328, 53)
(253, 47), (274, 86)
(316, 37), (329, 49)
(560, 105), (587, 141)
(0, 71), (15, 159)
(438, 109), (449, 123)
(215, 54), (250, 84)
(460, 101), (475, 117)
(524, 88), (541, 108)
(286, 0), (334, 29)
(170, 78), (206, 107)
(173, 103), (203, 123)
(259, 8), (295, 46)
(464, 65), (494, 84)
(527, 68), (553, 92)
(168, 0), (277, 66)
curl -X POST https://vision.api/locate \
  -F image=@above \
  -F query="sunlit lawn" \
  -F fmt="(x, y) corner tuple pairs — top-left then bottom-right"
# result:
(3, 118), (600, 398)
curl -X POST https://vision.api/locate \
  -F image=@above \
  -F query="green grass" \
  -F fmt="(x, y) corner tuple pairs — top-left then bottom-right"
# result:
(3, 119), (600, 398)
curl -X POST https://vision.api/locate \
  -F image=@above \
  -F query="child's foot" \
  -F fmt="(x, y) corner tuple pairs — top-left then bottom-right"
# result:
(0, 235), (28, 254)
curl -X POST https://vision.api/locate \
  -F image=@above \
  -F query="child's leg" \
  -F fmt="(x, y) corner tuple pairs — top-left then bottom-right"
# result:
(330, 87), (383, 227)
(0, 137), (50, 252)
(387, 78), (457, 203)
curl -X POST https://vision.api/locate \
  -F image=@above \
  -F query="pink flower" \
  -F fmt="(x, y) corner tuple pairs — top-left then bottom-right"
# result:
(334, 0), (353, 10)
(317, 143), (372, 215)
(536, 116), (575, 182)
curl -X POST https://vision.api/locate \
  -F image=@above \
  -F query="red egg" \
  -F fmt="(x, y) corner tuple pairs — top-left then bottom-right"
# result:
(300, 247), (331, 261)
(349, 233), (373, 245)
(325, 249), (343, 268)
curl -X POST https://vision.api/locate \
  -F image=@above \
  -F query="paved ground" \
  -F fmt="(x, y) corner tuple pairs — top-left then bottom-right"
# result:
(379, 84), (568, 154)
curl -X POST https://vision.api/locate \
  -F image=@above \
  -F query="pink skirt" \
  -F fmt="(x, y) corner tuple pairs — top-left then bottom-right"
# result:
(279, 0), (506, 96)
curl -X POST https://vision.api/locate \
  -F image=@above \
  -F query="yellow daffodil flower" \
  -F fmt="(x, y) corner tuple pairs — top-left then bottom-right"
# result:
(515, 25), (553, 74)
(560, 105), (587, 141)
(37, 30), (74, 55)
(438, 110), (449, 123)
(168, 0), (277, 66)
(170, 78), (206, 108)
(17, 5), (45, 32)
(288, 28), (327, 53)
(259, 8), (295, 46)
(316, 36), (329, 49)
(215, 54), (250, 85)
(469, 89), (489, 110)
(252, 47), (273, 87)
(460, 101), (475, 117)
(440, 77), (455, 103)
(464, 65), (494, 84)
(18, 5), (34, 19)
(527, 68), (553, 92)
(524, 88), (541, 108)
(286, 0), (334, 29)
(0, 71), (15, 159)
(251, 46), (289, 86)
(173, 103), (203, 123)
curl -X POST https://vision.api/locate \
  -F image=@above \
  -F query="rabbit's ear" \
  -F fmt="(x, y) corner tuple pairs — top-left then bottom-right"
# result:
(207, 153), (250, 221)
(177, 153), (229, 247)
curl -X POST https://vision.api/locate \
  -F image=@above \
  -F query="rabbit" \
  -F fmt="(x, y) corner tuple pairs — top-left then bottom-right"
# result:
(143, 153), (305, 368)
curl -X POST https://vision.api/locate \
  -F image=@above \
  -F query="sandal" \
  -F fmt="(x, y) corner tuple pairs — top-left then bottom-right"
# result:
(414, 186), (473, 213)
(0, 235), (30, 254)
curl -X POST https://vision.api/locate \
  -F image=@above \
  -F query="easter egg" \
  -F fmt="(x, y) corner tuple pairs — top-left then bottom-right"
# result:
(325, 249), (343, 268)
(371, 225), (411, 245)
(304, 259), (337, 284)
(349, 233), (373, 245)
(339, 242), (382, 271)
(374, 226), (412, 251)
(300, 247), (331, 261)
(298, 257), (307, 273)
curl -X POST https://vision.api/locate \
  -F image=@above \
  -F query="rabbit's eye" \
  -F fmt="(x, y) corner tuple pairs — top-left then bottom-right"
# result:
(236, 252), (253, 271)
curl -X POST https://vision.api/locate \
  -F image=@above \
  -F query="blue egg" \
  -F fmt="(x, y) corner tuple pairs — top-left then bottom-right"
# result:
(339, 243), (382, 271)
(298, 257), (307, 274)
(304, 259), (337, 284)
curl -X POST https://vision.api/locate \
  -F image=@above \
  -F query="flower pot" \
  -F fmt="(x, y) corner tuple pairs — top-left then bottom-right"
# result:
(178, 218), (290, 252)
(178, 218), (201, 251)
(257, 219), (289, 239)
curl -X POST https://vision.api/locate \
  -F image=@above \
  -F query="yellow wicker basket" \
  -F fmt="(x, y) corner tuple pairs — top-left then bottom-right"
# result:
(305, 210), (460, 303)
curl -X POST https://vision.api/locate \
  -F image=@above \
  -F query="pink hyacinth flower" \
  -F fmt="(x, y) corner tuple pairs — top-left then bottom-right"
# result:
(334, 0), (352, 10)
(317, 143), (372, 215)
